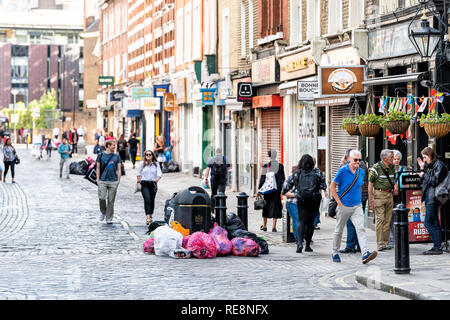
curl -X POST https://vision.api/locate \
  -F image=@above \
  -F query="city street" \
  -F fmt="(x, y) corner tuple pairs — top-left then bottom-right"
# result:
(0, 146), (409, 300)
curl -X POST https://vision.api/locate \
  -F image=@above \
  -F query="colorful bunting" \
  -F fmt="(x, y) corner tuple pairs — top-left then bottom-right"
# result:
(378, 92), (447, 114)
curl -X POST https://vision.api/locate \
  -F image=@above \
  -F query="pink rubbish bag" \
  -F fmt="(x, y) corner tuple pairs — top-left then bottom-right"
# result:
(143, 238), (155, 254)
(208, 223), (232, 256)
(186, 232), (217, 259)
(182, 235), (191, 250)
(231, 237), (261, 257)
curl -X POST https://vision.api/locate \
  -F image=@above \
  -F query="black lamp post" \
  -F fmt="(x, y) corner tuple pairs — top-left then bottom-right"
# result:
(408, 9), (442, 58)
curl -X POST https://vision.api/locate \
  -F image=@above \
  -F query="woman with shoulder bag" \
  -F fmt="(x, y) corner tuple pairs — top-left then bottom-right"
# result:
(137, 150), (162, 225)
(3, 138), (17, 183)
(418, 147), (448, 255)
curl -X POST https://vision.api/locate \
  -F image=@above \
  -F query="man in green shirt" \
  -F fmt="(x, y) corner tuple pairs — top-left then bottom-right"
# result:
(368, 149), (399, 251)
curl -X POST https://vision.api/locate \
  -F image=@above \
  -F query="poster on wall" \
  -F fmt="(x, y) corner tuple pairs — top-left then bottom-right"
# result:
(404, 189), (432, 243)
(297, 104), (316, 157)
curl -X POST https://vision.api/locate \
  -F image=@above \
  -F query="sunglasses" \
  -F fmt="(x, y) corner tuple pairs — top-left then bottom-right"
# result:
(353, 158), (362, 162)
(145, 153), (153, 157)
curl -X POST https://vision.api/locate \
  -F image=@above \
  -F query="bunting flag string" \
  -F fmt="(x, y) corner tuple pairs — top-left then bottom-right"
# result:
(376, 91), (448, 114)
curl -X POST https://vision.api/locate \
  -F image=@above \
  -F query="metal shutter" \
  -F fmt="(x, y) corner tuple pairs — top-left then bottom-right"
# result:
(261, 108), (281, 164)
(329, 105), (359, 180)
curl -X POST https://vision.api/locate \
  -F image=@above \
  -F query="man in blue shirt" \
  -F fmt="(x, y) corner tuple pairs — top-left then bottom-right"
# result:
(330, 149), (377, 264)
(96, 140), (122, 224)
(58, 137), (72, 179)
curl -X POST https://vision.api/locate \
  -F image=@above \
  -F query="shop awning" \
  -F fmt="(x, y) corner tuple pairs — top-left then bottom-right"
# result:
(126, 109), (142, 118)
(362, 73), (421, 86)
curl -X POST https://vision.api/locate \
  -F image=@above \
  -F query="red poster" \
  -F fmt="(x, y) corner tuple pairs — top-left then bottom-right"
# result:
(405, 189), (432, 243)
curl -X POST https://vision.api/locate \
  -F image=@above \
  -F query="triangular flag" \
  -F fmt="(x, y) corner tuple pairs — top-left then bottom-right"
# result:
(436, 92), (444, 103)
(418, 97), (427, 112)
(394, 98), (400, 111)
(415, 97), (419, 113)
(429, 97), (437, 112)
(386, 129), (399, 145)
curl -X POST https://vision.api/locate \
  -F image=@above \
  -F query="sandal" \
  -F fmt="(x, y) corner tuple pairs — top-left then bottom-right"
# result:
(146, 216), (153, 225)
(260, 225), (267, 231)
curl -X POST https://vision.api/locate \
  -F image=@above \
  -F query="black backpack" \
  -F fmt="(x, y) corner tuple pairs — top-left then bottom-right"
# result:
(296, 169), (318, 200)
(212, 157), (228, 183)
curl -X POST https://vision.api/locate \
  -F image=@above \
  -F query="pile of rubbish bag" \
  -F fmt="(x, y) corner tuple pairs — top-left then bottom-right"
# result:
(70, 157), (95, 175)
(143, 213), (269, 259)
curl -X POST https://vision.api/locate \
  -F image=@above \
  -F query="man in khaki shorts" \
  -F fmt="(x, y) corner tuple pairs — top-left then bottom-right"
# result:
(368, 149), (399, 251)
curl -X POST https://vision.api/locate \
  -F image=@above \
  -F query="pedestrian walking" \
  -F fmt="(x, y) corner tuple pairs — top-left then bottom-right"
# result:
(418, 147), (448, 255)
(128, 133), (140, 169)
(204, 147), (230, 213)
(3, 138), (17, 183)
(106, 131), (115, 141)
(96, 140), (122, 224)
(368, 149), (399, 251)
(282, 154), (325, 253)
(330, 149), (378, 264)
(43, 135), (53, 160)
(154, 136), (166, 167)
(282, 166), (300, 241)
(312, 157), (325, 230)
(58, 137), (72, 179)
(53, 127), (60, 139)
(137, 150), (162, 225)
(259, 149), (285, 233)
(117, 134), (128, 162)
(69, 128), (79, 155)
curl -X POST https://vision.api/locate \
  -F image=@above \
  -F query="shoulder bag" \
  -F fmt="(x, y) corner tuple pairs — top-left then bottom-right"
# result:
(328, 168), (360, 217)
(84, 153), (115, 185)
(258, 163), (278, 195)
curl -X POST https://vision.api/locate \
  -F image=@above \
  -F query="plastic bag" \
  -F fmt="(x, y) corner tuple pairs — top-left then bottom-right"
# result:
(231, 237), (261, 257)
(143, 238), (155, 254)
(169, 248), (192, 259)
(182, 235), (191, 249)
(186, 232), (217, 259)
(153, 225), (183, 256)
(320, 197), (329, 214)
(208, 223), (232, 256)
(231, 229), (269, 255)
(147, 221), (166, 235)
(171, 221), (190, 237)
(225, 213), (246, 239)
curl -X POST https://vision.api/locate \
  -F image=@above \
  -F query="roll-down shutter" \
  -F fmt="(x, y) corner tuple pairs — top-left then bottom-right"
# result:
(261, 108), (281, 164)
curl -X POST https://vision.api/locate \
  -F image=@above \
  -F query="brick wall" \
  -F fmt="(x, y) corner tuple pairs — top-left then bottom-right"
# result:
(28, 45), (47, 102)
(342, 0), (349, 30)
(0, 44), (11, 109)
(320, 0), (328, 36)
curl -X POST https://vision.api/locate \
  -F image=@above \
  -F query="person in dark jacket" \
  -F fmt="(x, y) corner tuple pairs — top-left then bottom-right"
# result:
(258, 149), (285, 233)
(418, 147), (448, 255)
(282, 154), (327, 253)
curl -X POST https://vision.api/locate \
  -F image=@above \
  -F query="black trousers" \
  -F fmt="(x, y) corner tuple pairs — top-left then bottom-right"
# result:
(130, 150), (137, 165)
(4, 161), (15, 179)
(211, 180), (226, 213)
(141, 181), (157, 216)
(119, 150), (126, 162)
(297, 195), (321, 247)
(72, 143), (77, 154)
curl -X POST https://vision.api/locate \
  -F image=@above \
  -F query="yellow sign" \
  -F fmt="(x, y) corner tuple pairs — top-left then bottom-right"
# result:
(164, 92), (175, 112)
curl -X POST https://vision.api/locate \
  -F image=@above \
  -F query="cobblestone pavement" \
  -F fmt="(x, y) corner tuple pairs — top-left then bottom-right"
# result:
(0, 146), (408, 300)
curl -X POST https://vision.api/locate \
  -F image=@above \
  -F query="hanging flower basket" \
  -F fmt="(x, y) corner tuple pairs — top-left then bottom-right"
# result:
(423, 122), (450, 138)
(419, 111), (450, 139)
(385, 120), (410, 134)
(357, 114), (383, 137)
(344, 123), (360, 136)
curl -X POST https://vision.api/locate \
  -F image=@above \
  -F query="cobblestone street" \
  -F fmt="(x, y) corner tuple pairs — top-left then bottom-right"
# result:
(0, 146), (408, 300)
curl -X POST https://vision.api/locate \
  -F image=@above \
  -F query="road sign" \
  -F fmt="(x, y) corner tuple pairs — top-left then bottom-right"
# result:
(98, 76), (114, 85)
(110, 90), (126, 102)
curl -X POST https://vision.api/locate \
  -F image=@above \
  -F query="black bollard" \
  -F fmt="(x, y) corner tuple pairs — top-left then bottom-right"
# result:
(394, 204), (411, 274)
(214, 192), (227, 227)
(236, 192), (249, 230)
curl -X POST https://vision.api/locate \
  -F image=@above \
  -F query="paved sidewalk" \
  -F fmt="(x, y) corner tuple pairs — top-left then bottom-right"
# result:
(29, 146), (450, 299)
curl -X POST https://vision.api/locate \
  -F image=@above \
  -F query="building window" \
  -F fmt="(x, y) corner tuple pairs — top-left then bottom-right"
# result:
(349, 0), (364, 28)
(11, 56), (28, 83)
(290, 0), (302, 45)
(240, 1), (246, 58)
(328, 0), (342, 34)
(307, 0), (320, 40)
(248, 0), (254, 49)
(379, 0), (397, 14)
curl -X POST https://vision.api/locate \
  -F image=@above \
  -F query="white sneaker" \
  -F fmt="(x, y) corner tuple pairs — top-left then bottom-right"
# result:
(99, 213), (105, 221)
(106, 219), (113, 224)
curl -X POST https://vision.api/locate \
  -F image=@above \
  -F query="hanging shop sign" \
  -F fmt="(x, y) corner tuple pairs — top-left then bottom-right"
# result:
(154, 84), (170, 97)
(319, 66), (366, 96)
(251, 55), (279, 84)
(123, 97), (140, 110)
(110, 90), (126, 102)
(163, 92), (175, 112)
(132, 87), (152, 100)
(279, 51), (316, 81)
(200, 88), (217, 106)
(140, 97), (160, 111)
(297, 81), (319, 101)
(237, 82), (255, 102)
(98, 76), (114, 86)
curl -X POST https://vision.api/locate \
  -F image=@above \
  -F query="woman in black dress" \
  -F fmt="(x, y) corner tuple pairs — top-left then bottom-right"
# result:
(258, 149), (285, 232)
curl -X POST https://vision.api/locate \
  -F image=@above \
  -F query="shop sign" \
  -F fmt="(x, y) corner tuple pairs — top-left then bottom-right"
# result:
(98, 76), (114, 86)
(110, 90), (126, 102)
(297, 81), (318, 101)
(279, 51), (316, 81)
(132, 87), (152, 100)
(123, 97), (140, 110)
(368, 22), (417, 60)
(163, 92), (175, 112)
(405, 189), (432, 243)
(251, 56), (278, 83)
(154, 84), (170, 97)
(237, 82), (254, 102)
(319, 66), (366, 96)
(140, 97), (160, 111)
(200, 88), (216, 106)
(252, 94), (283, 108)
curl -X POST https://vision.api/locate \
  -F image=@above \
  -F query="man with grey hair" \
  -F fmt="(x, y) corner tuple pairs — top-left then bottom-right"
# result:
(368, 149), (399, 251)
(330, 149), (377, 264)
(204, 147), (230, 213)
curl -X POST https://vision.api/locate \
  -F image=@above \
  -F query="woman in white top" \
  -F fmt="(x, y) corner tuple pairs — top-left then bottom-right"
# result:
(137, 150), (162, 225)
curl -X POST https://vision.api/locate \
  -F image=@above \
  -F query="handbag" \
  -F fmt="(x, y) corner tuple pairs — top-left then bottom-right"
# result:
(254, 195), (266, 210)
(84, 153), (115, 185)
(258, 164), (278, 195)
(14, 156), (20, 165)
(157, 153), (166, 163)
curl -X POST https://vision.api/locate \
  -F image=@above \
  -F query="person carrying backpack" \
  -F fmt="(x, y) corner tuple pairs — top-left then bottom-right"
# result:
(282, 154), (325, 253)
(204, 148), (230, 213)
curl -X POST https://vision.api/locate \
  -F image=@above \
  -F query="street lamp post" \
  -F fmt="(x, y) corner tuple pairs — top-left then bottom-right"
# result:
(11, 89), (19, 145)
(71, 79), (79, 129)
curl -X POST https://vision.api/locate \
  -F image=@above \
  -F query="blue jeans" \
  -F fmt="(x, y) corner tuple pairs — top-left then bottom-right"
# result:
(345, 219), (360, 250)
(313, 210), (320, 227)
(286, 201), (299, 241)
(424, 198), (442, 249)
